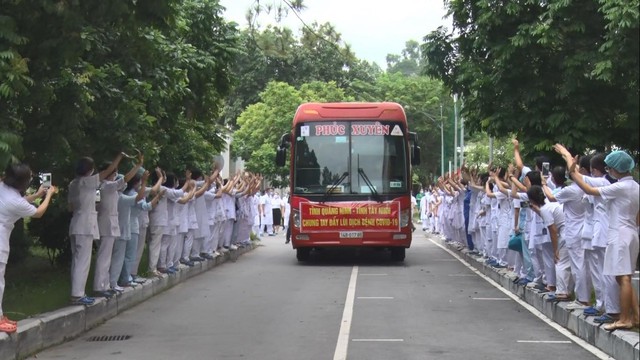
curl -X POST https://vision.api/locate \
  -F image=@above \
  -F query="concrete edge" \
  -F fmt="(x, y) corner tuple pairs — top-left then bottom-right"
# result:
(440, 240), (639, 360)
(0, 242), (260, 360)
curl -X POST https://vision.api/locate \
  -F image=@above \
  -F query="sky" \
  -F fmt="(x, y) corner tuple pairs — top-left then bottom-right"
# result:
(219, 0), (452, 67)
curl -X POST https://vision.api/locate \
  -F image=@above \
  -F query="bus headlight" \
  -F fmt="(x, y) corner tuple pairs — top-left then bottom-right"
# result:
(400, 209), (411, 227)
(293, 209), (301, 228)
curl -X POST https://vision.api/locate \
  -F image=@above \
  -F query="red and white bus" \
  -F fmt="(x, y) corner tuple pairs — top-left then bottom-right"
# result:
(275, 102), (420, 261)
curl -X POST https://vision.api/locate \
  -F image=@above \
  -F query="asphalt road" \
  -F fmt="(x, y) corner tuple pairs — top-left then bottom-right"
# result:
(30, 231), (600, 360)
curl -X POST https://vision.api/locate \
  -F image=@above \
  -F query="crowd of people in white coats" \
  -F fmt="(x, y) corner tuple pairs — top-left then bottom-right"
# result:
(0, 151), (290, 334)
(418, 139), (639, 332)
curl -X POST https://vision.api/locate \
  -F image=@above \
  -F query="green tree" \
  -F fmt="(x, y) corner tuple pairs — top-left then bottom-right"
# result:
(3, 0), (239, 263)
(231, 81), (353, 187)
(386, 40), (422, 76)
(421, 0), (639, 154)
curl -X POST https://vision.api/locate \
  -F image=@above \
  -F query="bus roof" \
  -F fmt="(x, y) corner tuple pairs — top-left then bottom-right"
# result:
(293, 102), (407, 123)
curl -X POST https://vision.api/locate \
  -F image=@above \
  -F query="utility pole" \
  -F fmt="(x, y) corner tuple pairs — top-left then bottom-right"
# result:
(440, 104), (444, 176)
(460, 97), (464, 166)
(453, 94), (458, 170)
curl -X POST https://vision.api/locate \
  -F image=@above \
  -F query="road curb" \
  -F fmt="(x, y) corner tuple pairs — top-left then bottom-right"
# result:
(440, 240), (639, 360)
(0, 242), (259, 360)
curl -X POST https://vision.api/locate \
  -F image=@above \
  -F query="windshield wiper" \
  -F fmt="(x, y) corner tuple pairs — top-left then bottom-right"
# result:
(357, 168), (382, 203)
(322, 171), (349, 203)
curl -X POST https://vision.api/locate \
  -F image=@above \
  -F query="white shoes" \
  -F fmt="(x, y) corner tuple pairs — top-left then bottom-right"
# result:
(229, 244), (238, 250)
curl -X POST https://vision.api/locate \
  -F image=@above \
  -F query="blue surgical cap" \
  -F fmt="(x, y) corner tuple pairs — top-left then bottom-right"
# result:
(604, 151), (635, 173)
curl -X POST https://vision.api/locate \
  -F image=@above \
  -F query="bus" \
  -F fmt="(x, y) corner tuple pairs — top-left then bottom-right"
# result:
(275, 102), (420, 261)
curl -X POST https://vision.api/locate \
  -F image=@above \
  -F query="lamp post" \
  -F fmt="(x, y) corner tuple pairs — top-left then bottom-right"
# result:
(453, 94), (459, 170)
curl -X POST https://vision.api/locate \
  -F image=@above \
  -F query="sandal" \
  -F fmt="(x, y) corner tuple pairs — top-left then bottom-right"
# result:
(1, 316), (17, 326)
(0, 318), (17, 333)
(603, 321), (634, 331)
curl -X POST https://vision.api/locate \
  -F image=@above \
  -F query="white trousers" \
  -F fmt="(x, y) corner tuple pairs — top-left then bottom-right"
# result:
(181, 230), (195, 260)
(567, 241), (590, 302)
(94, 236), (116, 291)
(585, 247), (604, 309)
(222, 219), (234, 248)
(537, 242), (556, 287)
(0, 261), (6, 316)
(132, 225), (148, 277)
(159, 234), (175, 268)
(147, 227), (164, 272)
(70, 235), (93, 297)
(109, 238), (127, 287)
(174, 233), (186, 265)
(190, 236), (204, 258)
(555, 242), (572, 295)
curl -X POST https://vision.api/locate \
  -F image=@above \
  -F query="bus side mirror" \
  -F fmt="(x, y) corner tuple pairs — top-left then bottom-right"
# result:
(412, 145), (421, 166)
(275, 133), (291, 167)
(275, 147), (287, 167)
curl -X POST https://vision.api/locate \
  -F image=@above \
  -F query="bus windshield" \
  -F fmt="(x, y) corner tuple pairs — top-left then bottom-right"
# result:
(292, 121), (408, 195)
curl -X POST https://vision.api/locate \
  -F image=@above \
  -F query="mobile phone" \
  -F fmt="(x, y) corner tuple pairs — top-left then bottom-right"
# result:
(39, 172), (52, 188)
(541, 162), (550, 176)
(95, 189), (101, 203)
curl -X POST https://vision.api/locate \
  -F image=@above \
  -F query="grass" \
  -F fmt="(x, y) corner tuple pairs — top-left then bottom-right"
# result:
(3, 245), (151, 321)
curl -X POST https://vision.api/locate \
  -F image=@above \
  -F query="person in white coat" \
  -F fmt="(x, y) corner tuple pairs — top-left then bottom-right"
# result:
(0, 163), (57, 333)
(260, 188), (274, 236)
(556, 145), (639, 331)
(68, 153), (126, 305)
(93, 153), (143, 297)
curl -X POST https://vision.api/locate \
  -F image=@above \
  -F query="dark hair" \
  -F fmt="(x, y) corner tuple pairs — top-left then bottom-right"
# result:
(534, 155), (549, 171)
(178, 177), (187, 188)
(497, 167), (507, 179)
(125, 174), (142, 193)
(164, 172), (177, 188)
(525, 170), (542, 187)
(190, 168), (203, 180)
(579, 154), (592, 173)
(98, 161), (117, 178)
(460, 179), (469, 186)
(590, 153), (606, 175)
(480, 173), (489, 186)
(75, 157), (95, 176)
(551, 166), (566, 187)
(3, 162), (32, 193)
(526, 185), (546, 206)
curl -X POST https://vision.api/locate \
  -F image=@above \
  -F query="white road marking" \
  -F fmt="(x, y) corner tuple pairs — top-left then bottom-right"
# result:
(333, 266), (358, 360)
(428, 238), (613, 360)
(517, 340), (572, 344)
(357, 297), (394, 300)
(472, 297), (511, 301)
(352, 339), (404, 342)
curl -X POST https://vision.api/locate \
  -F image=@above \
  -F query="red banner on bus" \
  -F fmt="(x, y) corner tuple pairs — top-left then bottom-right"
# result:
(299, 202), (401, 232)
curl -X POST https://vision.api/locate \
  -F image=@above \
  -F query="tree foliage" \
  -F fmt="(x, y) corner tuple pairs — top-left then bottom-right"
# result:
(421, 0), (639, 154)
(1, 0), (239, 263)
(231, 81), (353, 187)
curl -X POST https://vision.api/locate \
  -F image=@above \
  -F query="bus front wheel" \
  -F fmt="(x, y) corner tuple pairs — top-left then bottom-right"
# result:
(390, 247), (405, 261)
(297, 248), (311, 261)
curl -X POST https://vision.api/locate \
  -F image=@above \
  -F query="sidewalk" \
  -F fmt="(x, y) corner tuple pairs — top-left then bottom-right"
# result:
(0, 242), (259, 360)
(437, 236), (639, 360)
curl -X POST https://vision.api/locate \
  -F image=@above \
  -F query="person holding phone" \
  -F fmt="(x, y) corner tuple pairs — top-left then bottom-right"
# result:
(555, 145), (639, 331)
(1, 162), (57, 333)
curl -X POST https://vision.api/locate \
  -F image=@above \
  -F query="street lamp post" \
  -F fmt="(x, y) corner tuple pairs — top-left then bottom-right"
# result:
(453, 94), (459, 171)
(439, 104), (444, 176)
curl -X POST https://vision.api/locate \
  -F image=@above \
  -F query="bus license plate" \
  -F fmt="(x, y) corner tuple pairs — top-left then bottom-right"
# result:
(340, 231), (363, 239)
